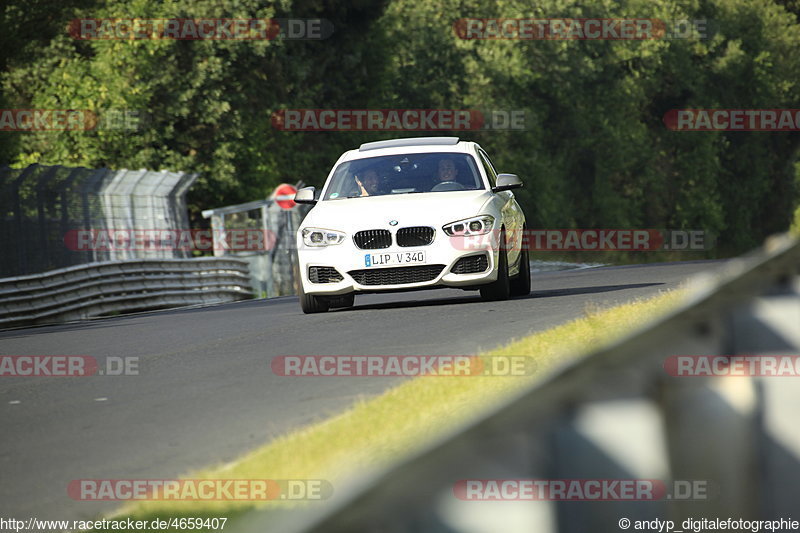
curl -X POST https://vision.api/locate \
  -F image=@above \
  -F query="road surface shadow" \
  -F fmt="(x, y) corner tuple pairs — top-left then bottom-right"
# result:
(343, 282), (664, 312)
(525, 282), (664, 299)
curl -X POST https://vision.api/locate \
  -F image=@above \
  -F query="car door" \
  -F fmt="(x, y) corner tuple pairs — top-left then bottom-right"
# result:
(476, 148), (524, 273)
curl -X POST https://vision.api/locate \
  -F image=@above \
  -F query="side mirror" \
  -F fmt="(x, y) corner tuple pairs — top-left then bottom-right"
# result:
(492, 173), (523, 192)
(294, 186), (317, 205)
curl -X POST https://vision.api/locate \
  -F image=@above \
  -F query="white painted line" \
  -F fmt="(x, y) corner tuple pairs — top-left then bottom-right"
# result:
(8, 400), (21, 405)
(94, 397), (108, 402)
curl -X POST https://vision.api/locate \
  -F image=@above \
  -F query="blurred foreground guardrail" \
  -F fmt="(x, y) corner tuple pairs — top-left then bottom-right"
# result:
(258, 235), (800, 532)
(0, 258), (252, 328)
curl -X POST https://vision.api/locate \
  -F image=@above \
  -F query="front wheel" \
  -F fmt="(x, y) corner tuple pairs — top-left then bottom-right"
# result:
(510, 245), (531, 297)
(480, 245), (511, 301)
(299, 284), (329, 314)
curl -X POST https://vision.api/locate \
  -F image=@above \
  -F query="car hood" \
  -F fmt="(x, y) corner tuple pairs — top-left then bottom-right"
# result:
(301, 190), (494, 231)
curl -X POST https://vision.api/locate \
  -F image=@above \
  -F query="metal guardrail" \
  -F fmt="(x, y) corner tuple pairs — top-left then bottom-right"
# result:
(254, 235), (800, 532)
(0, 258), (253, 328)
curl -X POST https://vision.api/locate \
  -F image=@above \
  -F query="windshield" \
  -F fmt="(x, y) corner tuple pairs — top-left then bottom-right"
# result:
(323, 152), (484, 200)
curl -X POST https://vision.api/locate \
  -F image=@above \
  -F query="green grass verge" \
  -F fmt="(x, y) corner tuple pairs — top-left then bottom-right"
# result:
(108, 288), (687, 525)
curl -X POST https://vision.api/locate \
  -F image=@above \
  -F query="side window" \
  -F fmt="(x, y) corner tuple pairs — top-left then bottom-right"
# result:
(477, 150), (498, 186)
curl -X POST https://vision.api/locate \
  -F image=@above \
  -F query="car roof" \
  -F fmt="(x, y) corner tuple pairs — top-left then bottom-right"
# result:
(338, 137), (478, 162)
(359, 137), (460, 151)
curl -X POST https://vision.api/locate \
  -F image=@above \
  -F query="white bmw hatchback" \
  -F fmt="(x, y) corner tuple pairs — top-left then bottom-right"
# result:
(293, 137), (529, 313)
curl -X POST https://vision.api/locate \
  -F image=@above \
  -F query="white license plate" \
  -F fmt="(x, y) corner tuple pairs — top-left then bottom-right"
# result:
(364, 251), (426, 267)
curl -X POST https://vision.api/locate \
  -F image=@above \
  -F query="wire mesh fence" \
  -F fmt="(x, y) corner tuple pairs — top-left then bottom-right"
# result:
(0, 164), (198, 277)
(202, 195), (309, 298)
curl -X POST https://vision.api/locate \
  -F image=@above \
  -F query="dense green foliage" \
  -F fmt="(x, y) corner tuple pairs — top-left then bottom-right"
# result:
(2, 0), (799, 254)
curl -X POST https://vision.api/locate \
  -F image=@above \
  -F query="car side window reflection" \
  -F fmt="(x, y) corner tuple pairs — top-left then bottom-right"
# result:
(477, 150), (498, 187)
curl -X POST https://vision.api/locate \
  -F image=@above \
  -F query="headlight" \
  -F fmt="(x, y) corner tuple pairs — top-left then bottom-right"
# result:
(301, 228), (346, 247)
(442, 215), (495, 236)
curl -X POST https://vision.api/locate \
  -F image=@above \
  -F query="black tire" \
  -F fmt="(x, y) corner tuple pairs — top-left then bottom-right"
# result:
(480, 243), (511, 301)
(510, 245), (531, 297)
(299, 284), (329, 314)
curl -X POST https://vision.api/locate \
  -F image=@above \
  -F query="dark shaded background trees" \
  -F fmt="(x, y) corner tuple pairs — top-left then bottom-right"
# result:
(2, 0), (799, 255)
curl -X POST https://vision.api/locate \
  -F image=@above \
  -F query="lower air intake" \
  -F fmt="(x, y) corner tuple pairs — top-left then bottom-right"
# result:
(348, 265), (445, 285)
(451, 254), (489, 274)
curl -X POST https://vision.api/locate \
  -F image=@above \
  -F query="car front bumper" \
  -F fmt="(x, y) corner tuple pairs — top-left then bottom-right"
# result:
(297, 233), (499, 296)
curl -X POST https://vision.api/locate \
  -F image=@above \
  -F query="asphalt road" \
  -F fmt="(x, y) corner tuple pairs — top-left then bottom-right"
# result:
(0, 260), (723, 521)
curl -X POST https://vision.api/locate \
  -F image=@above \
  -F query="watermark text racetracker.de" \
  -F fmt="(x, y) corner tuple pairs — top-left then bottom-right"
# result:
(454, 18), (709, 40)
(454, 478), (709, 501)
(68, 479), (333, 501)
(63, 229), (277, 253)
(271, 109), (528, 131)
(69, 18), (333, 40)
(664, 109), (800, 131)
(665, 355), (800, 377)
(271, 355), (536, 377)
(0, 109), (142, 132)
(454, 229), (711, 252)
(0, 356), (138, 377)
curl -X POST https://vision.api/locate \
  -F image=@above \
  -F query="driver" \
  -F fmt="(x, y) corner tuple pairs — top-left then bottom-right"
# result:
(434, 158), (458, 186)
(354, 169), (381, 196)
